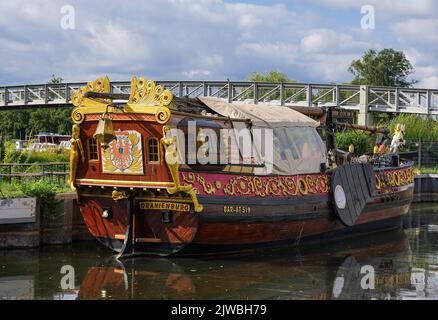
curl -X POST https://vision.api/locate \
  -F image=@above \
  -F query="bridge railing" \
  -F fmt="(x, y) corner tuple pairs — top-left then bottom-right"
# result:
(1, 81), (438, 115)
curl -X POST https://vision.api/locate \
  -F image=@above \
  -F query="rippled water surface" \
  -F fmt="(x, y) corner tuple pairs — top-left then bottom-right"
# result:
(1, 203), (438, 300)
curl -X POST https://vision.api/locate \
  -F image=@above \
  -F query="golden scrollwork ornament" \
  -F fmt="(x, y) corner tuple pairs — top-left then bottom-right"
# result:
(160, 126), (203, 212)
(70, 76), (112, 124)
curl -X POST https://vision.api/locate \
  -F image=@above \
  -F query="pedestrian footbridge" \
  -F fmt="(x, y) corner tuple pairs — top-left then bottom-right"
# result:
(1, 80), (437, 124)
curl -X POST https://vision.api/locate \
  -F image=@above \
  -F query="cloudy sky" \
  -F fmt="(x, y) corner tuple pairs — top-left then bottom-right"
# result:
(0, 0), (437, 88)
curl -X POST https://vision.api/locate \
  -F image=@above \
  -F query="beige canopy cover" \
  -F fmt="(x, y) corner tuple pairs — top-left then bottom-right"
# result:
(199, 97), (318, 128)
(199, 97), (327, 176)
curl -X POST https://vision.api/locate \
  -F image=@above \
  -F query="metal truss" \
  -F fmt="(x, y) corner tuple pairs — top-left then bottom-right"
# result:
(1, 81), (437, 114)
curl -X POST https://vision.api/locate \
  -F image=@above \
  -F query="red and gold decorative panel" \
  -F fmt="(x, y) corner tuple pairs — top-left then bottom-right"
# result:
(180, 166), (414, 198)
(180, 172), (329, 197)
(375, 166), (414, 190)
(102, 130), (144, 175)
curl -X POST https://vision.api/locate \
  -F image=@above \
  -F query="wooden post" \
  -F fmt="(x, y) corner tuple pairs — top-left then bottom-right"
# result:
(63, 163), (67, 184)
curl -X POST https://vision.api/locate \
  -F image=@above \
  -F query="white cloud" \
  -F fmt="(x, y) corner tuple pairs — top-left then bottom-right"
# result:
(239, 14), (259, 29)
(306, 0), (437, 19)
(418, 76), (438, 89)
(391, 19), (438, 45)
(182, 69), (212, 78)
(0, 0), (436, 89)
(300, 29), (370, 54)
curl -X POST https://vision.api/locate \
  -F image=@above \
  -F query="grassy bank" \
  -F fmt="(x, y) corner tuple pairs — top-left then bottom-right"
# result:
(0, 181), (70, 220)
(417, 168), (438, 174)
(3, 141), (69, 164)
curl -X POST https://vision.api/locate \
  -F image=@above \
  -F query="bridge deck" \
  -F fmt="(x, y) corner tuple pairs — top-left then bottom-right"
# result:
(1, 81), (438, 115)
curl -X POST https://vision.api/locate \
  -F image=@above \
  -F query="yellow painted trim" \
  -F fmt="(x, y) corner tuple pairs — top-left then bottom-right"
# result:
(136, 197), (194, 203)
(73, 193), (195, 204)
(78, 193), (114, 199)
(228, 165), (242, 172)
(138, 201), (191, 212)
(73, 105), (170, 119)
(241, 166), (254, 174)
(135, 238), (163, 243)
(114, 269), (125, 275)
(76, 179), (175, 188)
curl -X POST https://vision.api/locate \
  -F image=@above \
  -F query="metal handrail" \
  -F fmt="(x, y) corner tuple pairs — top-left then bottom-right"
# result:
(0, 81), (437, 115)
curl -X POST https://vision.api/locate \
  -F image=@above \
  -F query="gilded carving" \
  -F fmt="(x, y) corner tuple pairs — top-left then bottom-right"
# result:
(182, 172), (217, 195)
(70, 76), (172, 124)
(222, 175), (329, 197)
(69, 124), (85, 192)
(128, 77), (173, 107)
(71, 76), (112, 124)
(161, 126), (203, 213)
(127, 77), (172, 124)
(375, 167), (414, 190)
(112, 190), (128, 201)
(178, 167), (412, 198)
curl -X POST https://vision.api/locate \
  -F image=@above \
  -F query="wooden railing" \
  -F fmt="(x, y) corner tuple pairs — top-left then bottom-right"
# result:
(0, 162), (69, 184)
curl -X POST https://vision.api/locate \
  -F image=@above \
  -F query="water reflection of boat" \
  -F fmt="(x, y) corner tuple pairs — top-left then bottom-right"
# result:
(78, 230), (413, 300)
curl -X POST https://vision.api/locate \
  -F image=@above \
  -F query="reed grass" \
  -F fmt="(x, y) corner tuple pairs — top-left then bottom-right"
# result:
(386, 114), (438, 142)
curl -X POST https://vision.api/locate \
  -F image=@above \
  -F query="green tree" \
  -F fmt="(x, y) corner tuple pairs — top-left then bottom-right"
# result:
(348, 49), (417, 87)
(0, 75), (72, 140)
(28, 108), (72, 135)
(245, 71), (297, 102)
(0, 110), (29, 139)
(49, 75), (63, 84)
(247, 71), (296, 83)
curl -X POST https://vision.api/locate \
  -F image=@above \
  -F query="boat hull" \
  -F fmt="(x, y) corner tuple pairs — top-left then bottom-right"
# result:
(77, 176), (414, 257)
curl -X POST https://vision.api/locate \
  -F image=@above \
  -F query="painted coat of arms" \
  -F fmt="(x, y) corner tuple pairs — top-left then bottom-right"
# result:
(102, 130), (144, 174)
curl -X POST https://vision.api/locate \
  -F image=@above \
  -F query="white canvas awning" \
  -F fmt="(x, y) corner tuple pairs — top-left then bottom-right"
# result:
(197, 97), (326, 175)
(199, 97), (318, 128)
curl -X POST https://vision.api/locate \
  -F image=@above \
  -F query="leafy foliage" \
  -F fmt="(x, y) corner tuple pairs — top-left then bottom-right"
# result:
(0, 108), (72, 140)
(387, 114), (438, 142)
(0, 75), (72, 140)
(335, 130), (372, 155)
(19, 180), (63, 219)
(245, 71), (298, 102)
(349, 49), (417, 87)
(0, 181), (69, 219)
(335, 115), (438, 156)
(3, 140), (69, 164)
(24, 149), (69, 163)
(247, 71), (296, 83)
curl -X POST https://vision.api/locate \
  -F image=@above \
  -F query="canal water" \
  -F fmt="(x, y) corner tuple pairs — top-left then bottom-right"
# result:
(1, 203), (438, 300)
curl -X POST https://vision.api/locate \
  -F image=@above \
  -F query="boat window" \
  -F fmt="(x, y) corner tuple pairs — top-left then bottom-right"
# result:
(148, 138), (159, 163)
(293, 128), (326, 159)
(176, 117), (229, 170)
(274, 127), (326, 160)
(88, 138), (98, 160)
(273, 128), (300, 160)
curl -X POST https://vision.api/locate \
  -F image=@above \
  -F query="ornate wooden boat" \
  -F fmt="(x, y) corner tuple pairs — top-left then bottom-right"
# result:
(69, 76), (415, 258)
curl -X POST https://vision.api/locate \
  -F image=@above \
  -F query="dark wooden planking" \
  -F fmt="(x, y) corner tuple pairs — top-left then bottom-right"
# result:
(77, 173), (413, 255)
(331, 164), (377, 227)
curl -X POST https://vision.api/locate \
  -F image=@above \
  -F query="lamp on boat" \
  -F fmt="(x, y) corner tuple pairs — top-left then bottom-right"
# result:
(94, 107), (115, 149)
